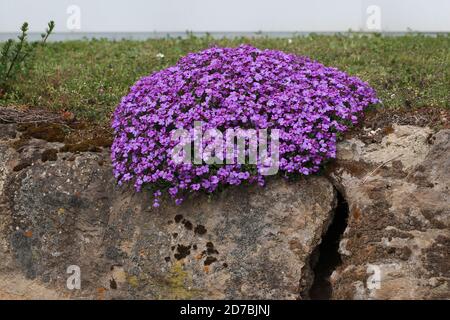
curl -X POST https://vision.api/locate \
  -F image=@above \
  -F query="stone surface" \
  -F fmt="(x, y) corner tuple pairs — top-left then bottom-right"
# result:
(0, 124), (336, 299)
(0, 122), (449, 300)
(327, 124), (450, 299)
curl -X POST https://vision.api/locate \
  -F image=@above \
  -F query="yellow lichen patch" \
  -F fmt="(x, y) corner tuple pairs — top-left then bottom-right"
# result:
(161, 261), (199, 299)
(127, 275), (139, 288)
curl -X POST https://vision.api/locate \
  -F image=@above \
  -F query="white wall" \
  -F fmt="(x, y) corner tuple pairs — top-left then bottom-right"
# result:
(1, 0), (449, 35)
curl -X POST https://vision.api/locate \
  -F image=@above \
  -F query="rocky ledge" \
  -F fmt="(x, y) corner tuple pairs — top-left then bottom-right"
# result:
(0, 121), (448, 299)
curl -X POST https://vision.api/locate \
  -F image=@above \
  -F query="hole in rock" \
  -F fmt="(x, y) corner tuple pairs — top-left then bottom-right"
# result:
(308, 190), (349, 300)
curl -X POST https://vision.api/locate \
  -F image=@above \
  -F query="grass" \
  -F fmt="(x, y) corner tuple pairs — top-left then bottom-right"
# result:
(0, 33), (449, 124)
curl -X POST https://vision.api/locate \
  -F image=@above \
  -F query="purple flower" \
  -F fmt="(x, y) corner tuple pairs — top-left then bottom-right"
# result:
(169, 187), (178, 197)
(210, 175), (219, 184)
(111, 45), (379, 205)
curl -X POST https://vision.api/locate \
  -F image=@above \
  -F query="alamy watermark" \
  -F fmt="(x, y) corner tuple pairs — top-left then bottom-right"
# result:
(66, 265), (81, 290)
(170, 121), (280, 175)
(66, 5), (81, 31)
(365, 4), (382, 31)
(366, 264), (381, 290)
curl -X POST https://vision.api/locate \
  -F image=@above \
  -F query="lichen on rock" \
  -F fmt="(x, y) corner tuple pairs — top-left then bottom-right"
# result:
(0, 121), (448, 300)
(327, 125), (450, 300)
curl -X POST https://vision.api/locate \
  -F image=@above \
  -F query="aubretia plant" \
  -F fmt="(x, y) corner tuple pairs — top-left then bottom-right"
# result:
(112, 45), (378, 207)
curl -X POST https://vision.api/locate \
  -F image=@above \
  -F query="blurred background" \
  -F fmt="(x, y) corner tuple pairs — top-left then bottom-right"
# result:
(1, 0), (450, 40)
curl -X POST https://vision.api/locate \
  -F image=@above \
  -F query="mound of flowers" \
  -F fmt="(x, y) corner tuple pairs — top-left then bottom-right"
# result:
(112, 45), (378, 206)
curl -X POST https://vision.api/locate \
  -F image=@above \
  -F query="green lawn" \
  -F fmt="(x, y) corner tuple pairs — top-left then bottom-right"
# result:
(1, 34), (449, 124)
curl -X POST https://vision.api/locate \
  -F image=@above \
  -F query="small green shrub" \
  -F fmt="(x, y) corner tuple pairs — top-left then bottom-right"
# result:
(0, 21), (54, 93)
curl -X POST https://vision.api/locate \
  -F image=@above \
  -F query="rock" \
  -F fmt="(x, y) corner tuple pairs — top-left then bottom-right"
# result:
(0, 124), (337, 299)
(327, 124), (450, 299)
(0, 124), (17, 140)
(0, 273), (64, 300)
(112, 177), (336, 300)
(0, 122), (449, 300)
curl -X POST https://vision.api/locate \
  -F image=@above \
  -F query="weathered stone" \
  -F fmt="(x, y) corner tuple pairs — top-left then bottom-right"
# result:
(0, 124), (336, 299)
(1, 123), (449, 300)
(327, 125), (450, 300)
(0, 124), (17, 140)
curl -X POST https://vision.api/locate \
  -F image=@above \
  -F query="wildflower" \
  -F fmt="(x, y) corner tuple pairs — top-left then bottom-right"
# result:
(111, 45), (378, 205)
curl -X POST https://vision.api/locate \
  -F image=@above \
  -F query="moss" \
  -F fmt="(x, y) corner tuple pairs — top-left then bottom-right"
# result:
(18, 123), (66, 143)
(10, 137), (30, 151)
(91, 136), (112, 148)
(12, 123), (67, 151)
(41, 149), (58, 162)
(13, 161), (32, 172)
(68, 122), (87, 130)
(60, 141), (101, 153)
(59, 136), (112, 153)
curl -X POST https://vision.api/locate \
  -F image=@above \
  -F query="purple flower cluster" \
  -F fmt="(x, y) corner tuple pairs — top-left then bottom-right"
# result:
(112, 45), (378, 206)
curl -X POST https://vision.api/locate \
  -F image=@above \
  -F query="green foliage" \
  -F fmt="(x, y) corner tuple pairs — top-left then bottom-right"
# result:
(0, 21), (54, 92)
(0, 33), (448, 123)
